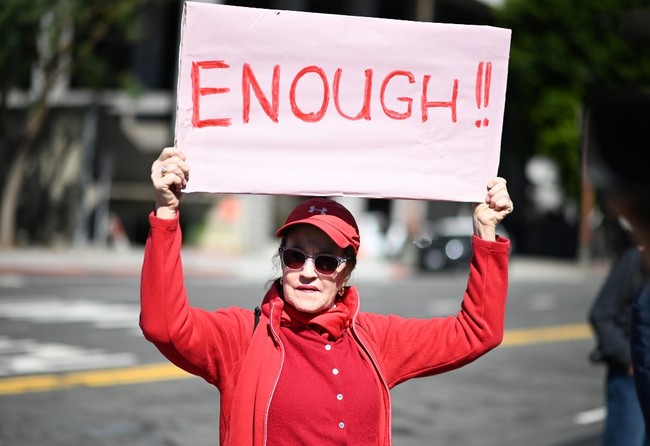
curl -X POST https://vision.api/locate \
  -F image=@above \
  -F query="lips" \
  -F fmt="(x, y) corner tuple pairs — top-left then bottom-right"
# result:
(296, 286), (319, 292)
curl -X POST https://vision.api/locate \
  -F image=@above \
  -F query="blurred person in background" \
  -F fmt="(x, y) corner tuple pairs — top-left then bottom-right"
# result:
(632, 261), (650, 434)
(585, 84), (650, 433)
(616, 199), (650, 431)
(139, 146), (514, 445)
(589, 242), (648, 445)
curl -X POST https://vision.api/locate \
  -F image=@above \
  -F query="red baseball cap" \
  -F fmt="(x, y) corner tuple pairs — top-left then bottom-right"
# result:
(275, 198), (360, 254)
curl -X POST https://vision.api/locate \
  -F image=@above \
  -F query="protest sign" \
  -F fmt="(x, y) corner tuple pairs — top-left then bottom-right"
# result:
(175, 1), (511, 201)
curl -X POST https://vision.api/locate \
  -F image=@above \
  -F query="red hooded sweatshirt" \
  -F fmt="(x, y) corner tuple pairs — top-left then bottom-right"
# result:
(140, 213), (510, 445)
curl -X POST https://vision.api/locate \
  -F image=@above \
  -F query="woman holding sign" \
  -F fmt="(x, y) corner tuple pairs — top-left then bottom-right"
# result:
(140, 147), (513, 445)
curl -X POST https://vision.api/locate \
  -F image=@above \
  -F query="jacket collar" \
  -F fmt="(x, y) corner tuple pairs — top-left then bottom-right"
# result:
(261, 279), (361, 340)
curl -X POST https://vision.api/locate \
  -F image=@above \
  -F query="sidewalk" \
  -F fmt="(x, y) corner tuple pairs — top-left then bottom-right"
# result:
(0, 246), (608, 283)
(0, 246), (410, 282)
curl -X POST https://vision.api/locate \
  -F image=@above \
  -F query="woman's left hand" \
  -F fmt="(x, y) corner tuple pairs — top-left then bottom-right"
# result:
(473, 177), (514, 241)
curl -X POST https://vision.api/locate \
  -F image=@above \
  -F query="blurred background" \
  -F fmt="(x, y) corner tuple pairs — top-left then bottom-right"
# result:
(1, 0), (649, 264)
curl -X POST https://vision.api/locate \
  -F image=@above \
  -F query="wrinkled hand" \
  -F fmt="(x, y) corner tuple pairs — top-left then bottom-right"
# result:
(473, 177), (513, 241)
(151, 147), (190, 219)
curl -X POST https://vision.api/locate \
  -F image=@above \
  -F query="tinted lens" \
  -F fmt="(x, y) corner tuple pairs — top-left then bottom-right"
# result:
(314, 255), (339, 274)
(280, 249), (342, 275)
(282, 249), (306, 269)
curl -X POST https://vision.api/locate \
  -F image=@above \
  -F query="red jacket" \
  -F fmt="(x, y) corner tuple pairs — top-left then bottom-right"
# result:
(140, 213), (510, 445)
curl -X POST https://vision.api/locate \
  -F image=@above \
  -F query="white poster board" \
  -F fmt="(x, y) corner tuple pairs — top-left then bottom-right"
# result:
(175, 1), (511, 201)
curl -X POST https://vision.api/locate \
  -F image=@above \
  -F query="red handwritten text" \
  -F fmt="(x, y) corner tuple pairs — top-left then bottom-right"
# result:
(191, 60), (459, 127)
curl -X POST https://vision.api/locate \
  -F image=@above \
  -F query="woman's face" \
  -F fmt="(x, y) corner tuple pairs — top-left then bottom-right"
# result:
(281, 224), (350, 314)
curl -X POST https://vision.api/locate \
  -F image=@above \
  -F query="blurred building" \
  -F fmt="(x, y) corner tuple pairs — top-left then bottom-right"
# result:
(6, 0), (500, 259)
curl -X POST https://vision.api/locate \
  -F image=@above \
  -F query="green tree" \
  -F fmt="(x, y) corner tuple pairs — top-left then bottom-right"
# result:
(0, 0), (147, 247)
(496, 0), (650, 199)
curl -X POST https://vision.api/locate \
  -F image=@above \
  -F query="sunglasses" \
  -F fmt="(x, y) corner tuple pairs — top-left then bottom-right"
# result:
(279, 247), (348, 275)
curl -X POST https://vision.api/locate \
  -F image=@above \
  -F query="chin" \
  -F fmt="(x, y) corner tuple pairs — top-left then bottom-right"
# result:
(292, 302), (326, 314)
(286, 294), (332, 314)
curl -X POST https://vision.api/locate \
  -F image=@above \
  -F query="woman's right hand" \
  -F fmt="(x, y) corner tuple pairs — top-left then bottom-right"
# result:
(151, 147), (190, 219)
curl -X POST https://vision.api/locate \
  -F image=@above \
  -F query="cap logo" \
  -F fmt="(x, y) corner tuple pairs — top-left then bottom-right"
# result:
(308, 206), (328, 215)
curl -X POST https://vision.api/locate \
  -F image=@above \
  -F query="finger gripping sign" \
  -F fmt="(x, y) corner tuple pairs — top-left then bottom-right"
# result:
(176, 1), (511, 202)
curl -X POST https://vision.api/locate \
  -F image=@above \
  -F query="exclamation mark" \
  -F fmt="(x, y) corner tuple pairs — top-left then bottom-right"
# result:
(475, 61), (492, 128)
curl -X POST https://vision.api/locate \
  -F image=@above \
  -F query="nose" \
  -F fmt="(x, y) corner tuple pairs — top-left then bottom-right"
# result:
(300, 257), (318, 277)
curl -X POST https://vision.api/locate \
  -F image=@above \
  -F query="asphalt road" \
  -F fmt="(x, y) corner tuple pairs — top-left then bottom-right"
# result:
(0, 265), (607, 446)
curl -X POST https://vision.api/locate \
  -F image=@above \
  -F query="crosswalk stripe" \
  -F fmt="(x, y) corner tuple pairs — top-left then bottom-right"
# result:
(0, 298), (139, 329)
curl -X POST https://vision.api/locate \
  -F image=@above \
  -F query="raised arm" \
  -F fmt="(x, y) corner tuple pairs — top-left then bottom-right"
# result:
(359, 177), (513, 386)
(140, 147), (251, 386)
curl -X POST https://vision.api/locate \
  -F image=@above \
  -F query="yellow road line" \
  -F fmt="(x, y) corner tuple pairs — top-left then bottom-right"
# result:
(502, 323), (592, 347)
(0, 363), (191, 396)
(0, 323), (593, 396)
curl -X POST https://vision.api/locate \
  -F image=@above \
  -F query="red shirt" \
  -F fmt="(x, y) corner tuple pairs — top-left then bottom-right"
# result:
(268, 326), (380, 444)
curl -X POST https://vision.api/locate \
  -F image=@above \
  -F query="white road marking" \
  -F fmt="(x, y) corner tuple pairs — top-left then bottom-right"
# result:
(0, 297), (141, 377)
(0, 336), (136, 377)
(574, 407), (606, 425)
(0, 297), (139, 329)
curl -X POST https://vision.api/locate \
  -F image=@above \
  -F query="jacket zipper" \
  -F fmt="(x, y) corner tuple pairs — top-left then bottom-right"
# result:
(262, 301), (285, 446)
(350, 307), (393, 445)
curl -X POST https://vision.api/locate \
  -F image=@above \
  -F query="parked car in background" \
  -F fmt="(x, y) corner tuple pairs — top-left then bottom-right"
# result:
(413, 216), (513, 272)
